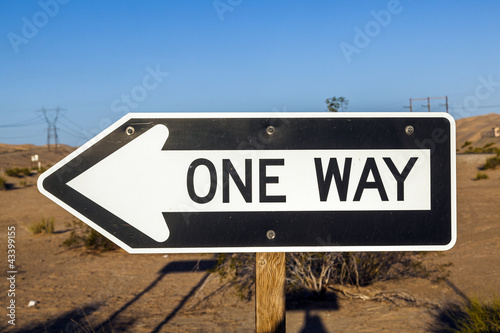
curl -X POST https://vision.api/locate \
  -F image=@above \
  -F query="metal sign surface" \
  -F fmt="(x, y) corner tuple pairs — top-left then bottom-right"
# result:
(38, 112), (456, 253)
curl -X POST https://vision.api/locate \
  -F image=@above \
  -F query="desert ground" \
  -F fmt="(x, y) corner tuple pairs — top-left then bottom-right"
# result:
(1, 115), (500, 332)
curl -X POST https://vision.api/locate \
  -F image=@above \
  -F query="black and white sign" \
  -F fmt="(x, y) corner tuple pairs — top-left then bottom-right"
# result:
(38, 113), (456, 253)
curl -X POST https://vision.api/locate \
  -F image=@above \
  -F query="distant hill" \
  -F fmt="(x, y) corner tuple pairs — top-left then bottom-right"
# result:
(455, 113), (500, 152)
(0, 144), (75, 170)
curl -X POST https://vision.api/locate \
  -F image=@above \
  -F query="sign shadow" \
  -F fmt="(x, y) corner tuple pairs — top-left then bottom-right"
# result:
(287, 291), (339, 333)
(100, 259), (216, 330)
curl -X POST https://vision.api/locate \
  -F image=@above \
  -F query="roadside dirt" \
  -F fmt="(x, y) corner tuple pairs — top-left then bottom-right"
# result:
(0, 153), (499, 332)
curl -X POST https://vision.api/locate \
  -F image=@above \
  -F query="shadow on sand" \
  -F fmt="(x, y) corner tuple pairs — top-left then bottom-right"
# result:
(13, 303), (130, 333)
(14, 259), (217, 333)
(427, 302), (468, 333)
(104, 259), (217, 332)
(16, 259), (346, 332)
(287, 291), (340, 333)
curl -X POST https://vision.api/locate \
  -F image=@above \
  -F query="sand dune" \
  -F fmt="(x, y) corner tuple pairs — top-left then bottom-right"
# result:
(455, 112), (500, 150)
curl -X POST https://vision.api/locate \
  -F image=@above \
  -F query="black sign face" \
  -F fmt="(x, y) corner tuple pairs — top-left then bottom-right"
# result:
(38, 113), (456, 253)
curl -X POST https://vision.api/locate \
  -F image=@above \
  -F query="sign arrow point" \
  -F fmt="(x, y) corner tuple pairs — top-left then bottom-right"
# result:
(68, 124), (171, 243)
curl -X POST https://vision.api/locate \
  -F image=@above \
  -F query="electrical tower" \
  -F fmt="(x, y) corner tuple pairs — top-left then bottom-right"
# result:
(38, 107), (64, 152)
(408, 96), (448, 113)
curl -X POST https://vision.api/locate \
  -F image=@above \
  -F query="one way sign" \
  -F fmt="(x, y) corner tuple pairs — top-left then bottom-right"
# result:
(38, 113), (456, 253)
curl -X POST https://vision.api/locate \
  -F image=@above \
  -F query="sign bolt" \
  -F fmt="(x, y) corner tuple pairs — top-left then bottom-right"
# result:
(126, 126), (135, 136)
(266, 230), (276, 240)
(405, 125), (414, 136)
(266, 126), (275, 135)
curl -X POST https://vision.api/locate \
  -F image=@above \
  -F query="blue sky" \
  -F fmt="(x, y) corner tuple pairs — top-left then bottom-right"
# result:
(1, 0), (500, 146)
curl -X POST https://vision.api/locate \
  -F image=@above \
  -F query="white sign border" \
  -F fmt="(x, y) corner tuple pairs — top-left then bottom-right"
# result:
(38, 112), (457, 253)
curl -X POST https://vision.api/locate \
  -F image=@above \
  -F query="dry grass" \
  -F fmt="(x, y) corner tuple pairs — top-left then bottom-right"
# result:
(62, 220), (118, 252)
(28, 217), (55, 235)
(474, 172), (489, 180)
(430, 297), (500, 332)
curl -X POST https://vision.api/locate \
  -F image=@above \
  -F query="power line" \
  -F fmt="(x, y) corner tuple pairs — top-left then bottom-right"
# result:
(408, 96), (448, 113)
(0, 117), (45, 128)
(0, 134), (41, 140)
(449, 104), (500, 109)
(59, 118), (91, 138)
(59, 119), (83, 134)
(61, 114), (85, 132)
(57, 127), (88, 140)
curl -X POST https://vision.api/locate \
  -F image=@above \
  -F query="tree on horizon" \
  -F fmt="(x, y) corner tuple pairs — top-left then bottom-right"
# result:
(325, 96), (349, 112)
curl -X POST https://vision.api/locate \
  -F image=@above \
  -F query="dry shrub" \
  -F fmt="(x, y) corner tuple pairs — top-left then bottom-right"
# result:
(429, 297), (500, 333)
(211, 253), (255, 300)
(483, 154), (500, 170)
(474, 172), (489, 180)
(212, 252), (449, 298)
(29, 217), (55, 235)
(63, 220), (118, 252)
(5, 167), (32, 177)
(287, 252), (423, 295)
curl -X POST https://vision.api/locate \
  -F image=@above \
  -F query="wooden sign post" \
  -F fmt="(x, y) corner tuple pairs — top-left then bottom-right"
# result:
(256, 252), (286, 332)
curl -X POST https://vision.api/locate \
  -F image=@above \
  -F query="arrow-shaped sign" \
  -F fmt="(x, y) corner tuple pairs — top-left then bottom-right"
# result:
(38, 113), (456, 253)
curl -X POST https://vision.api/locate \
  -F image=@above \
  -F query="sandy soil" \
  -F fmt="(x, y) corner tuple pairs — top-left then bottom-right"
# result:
(0, 153), (499, 332)
(0, 144), (75, 171)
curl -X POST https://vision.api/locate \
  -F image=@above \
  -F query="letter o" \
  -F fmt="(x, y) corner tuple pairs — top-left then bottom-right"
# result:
(365, 21), (381, 38)
(33, 11), (49, 27)
(187, 159), (217, 204)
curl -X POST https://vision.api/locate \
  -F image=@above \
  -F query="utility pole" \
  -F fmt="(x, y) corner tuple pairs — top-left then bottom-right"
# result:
(443, 96), (449, 113)
(38, 107), (64, 152)
(403, 98), (413, 112)
(408, 96), (448, 113)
